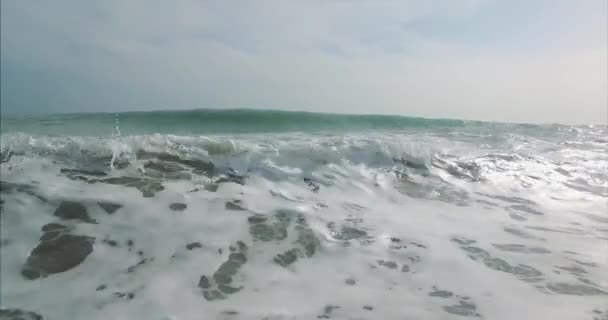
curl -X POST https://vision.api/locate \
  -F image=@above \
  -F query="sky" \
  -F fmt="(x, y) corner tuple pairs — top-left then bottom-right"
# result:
(1, 0), (606, 124)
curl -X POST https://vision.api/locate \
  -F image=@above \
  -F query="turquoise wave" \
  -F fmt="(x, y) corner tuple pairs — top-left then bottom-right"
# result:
(0, 108), (570, 136)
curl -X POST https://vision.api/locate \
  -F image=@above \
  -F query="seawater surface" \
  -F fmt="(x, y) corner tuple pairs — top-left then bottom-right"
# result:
(1, 109), (607, 320)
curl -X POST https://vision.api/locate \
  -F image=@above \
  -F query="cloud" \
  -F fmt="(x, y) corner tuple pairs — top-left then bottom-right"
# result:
(1, 0), (606, 124)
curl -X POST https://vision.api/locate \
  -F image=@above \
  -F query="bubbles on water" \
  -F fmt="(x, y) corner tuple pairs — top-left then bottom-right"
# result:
(1, 124), (607, 319)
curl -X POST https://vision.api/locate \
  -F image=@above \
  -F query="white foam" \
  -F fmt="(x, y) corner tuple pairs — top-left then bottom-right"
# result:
(1, 129), (607, 319)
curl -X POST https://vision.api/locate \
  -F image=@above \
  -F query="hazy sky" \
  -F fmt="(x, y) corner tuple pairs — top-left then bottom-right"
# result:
(1, 0), (606, 123)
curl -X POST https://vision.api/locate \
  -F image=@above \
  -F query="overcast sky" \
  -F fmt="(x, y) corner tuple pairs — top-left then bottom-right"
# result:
(1, 0), (606, 123)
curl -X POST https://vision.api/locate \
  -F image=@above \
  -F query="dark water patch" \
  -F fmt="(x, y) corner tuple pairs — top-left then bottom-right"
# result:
(525, 226), (585, 235)
(22, 234), (95, 280)
(577, 277), (599, 286)
(274, 248), (300, 267)
(485, 153), (523, 162)
(215, 169), (246, 185)
(475, 199), (498, 207)
(372, 240), (421, 272)
(304, 177), (320, 193)
(327, 222), (369, 242)
(0, 150), (14, 163)
(448, 161), (482, 182)
(503, 227), (543, 240)
(0, 181), (34, 193)
(546, 283), (608, 296)
(60, 168), (107, 177)
(509, 205), (543, 215)
(143, 161), (186, 173)
(451, 237), (476, 246)
(65, 152), (129, 171)
(509, 213), (527, 221)
(557, 265), (587, 275)
(571, 259), (598, 268)
(363, 305), (374, 311)
(169, 203), (187, 211)
(96, 284), (107, 291)
(426, 286), (484, 318)
(202, 184), (219, 192)
(410, 241), (427, 249)
(225, 200), (245, 211)
(564, 179), (608, 197)
(97, 201), (122, 214)
(0, 308), (43, 320)
(247, 214), (267, 224)
(92, 176), (165, 198)
(202, 289), (225, 301)
(294, 214), (321, 258)
(220, 310), (239, 317)
(396, 157), (428, 170)
(102, 239), (119, 247)
(146, 170), (192, 180)
(492, 243), (550, 254)
(580, 213), (608, 224)
(443, 300), (482, 318)
(39, 231), (60, 241)
(254, 211), (320, 267)
(345, 217), (363, 224)
(113, 291), (136, 300)
(592, 309), (608, 320)
(377, 260), (398, 270)
(397, 176), (471, 207)
(126, 258), (152, 274)
(341, 202), (367, 212)
(186, 242), (202, 250)
(41, 223), (68, 232)
(512, 265), (544, 282)
(394, 159), (431, 180)
(0, 181), (47, 202)
(53, 201), (96, 223)
(317, 305), (340, 319)
(453, 237), (543, 283)
(248, 209), (308, 243)
(554, 167), (572, 177)
(248, 213), (289, 242)
(136, 150), (215, 176)
(429, 289), (454, 298)
(200, 241), (248, 301)
(64, 175), (90, 183)
(593, 227), (608, 237)
(198, 275), (211, 289)
(344, 278), (356, 285)
(476, 193), (536, 206)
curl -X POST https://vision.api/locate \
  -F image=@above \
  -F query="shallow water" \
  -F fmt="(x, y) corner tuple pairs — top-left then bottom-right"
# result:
(1, 110), (607, 319)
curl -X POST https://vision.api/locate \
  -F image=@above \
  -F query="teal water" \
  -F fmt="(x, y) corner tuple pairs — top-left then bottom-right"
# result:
(3, 108), (493, 136)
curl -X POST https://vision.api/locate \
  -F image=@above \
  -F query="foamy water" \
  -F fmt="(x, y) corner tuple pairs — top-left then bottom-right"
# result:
(1, 116), (607, 319)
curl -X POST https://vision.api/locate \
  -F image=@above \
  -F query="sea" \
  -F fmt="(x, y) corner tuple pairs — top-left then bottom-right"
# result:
(0, 109), (606, 320)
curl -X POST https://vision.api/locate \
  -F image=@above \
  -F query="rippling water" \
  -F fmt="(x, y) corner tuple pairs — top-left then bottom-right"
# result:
(1, 110), (606, 320)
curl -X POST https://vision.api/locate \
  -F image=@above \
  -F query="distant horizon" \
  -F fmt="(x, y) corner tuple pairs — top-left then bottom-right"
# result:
(1, 106), (604, 126)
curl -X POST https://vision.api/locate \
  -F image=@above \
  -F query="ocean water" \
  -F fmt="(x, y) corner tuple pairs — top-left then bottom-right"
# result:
(0, 109), (607, 320)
